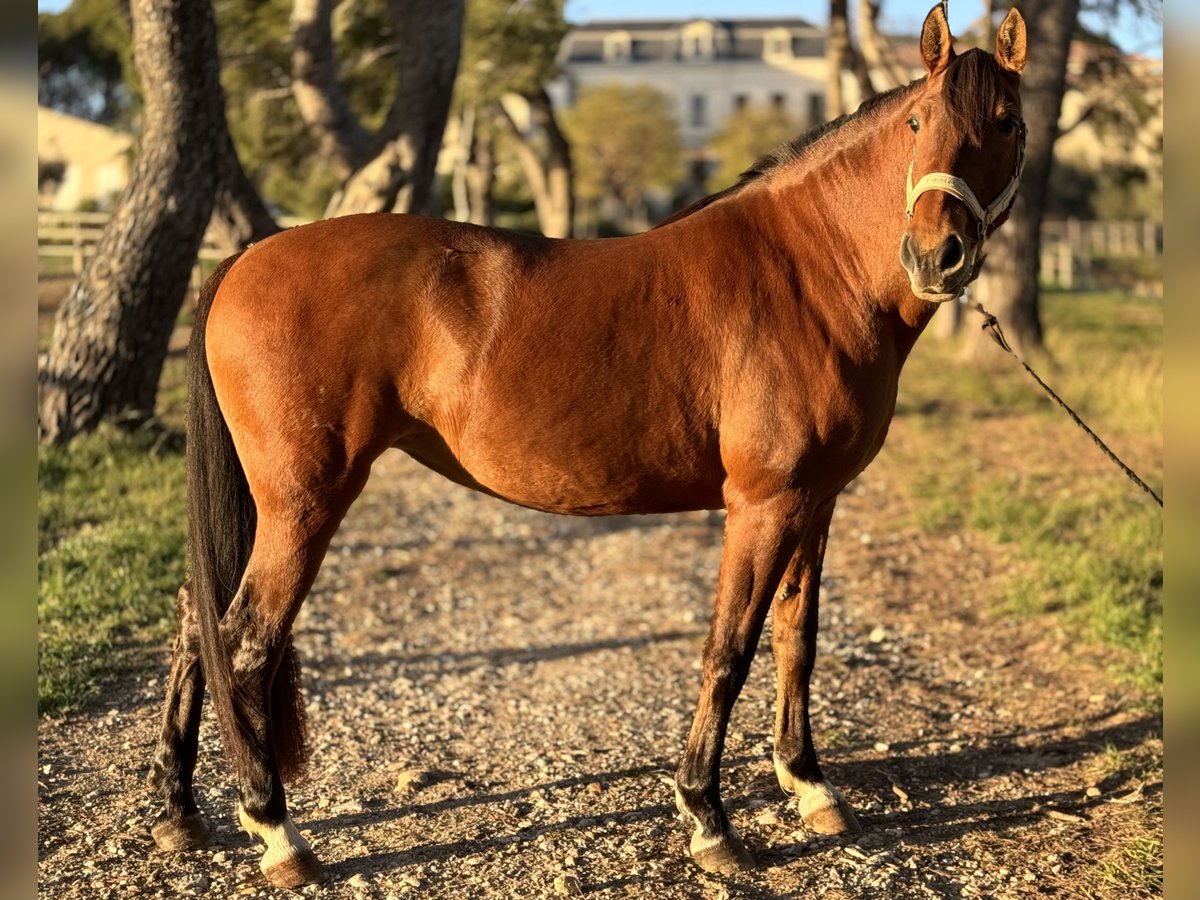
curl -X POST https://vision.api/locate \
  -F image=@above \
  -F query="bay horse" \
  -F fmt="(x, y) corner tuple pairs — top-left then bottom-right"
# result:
(148, 6), (1027, 886)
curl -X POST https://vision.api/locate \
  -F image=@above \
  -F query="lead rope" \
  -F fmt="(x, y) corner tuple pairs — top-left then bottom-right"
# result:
(967, 300), (1163, 508)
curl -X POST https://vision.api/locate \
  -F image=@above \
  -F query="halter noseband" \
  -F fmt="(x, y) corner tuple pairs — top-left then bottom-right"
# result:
(904, 120), (1026, 244)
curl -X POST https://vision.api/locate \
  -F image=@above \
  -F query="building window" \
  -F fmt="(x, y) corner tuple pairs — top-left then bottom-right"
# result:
(808, 93), (825, 126)
(733, 94), (748, 113)
(690, 94), (707, 128)
(603, 31), (632, 61)
(690, 159), (709, 186)
(764, 28), (793, 59)
(680, 22), (714, 59)
(770, 93), (787, 113)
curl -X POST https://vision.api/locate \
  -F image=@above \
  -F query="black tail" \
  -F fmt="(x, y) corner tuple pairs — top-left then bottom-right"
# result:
(187, 252), (308, 782)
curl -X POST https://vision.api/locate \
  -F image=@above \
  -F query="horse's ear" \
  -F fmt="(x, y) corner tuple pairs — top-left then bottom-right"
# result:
(995, 8), (1027, 74)
(920, 4), (954, 75)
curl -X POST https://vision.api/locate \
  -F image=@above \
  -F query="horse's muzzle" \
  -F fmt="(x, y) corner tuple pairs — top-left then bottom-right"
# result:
(899, 231), (975, 302)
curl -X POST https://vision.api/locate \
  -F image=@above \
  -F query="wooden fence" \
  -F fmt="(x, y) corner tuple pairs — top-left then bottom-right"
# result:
(37, 209), (309, 288)
(1039, 218), (1162, 293)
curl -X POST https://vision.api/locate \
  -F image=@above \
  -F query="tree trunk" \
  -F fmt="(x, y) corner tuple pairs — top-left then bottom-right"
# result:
(849, 43), (877, 105)
(451, 106), (476, 223)
(984, 0), (1001, 49)
(826, 0), (851, 118)
(857, 0), (910, 90)
(290, 0), (373, 178)
(964, 0), (1081, 359)
(209, 129), (281, 255)
(465, 126), (495, 227)
(39, 0), (224, 444)
(303, 0), (464, 218)
(500, 88), (574, 238)
(384, 0), (463, 215)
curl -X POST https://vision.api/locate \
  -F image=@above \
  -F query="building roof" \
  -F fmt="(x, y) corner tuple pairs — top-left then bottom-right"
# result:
(560, 17), (825, 64)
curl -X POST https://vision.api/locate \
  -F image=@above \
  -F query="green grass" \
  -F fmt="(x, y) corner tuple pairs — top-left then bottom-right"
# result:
(1089, 835), (1163, 897)
(38, 423), (187, 715)
(894, 291), (1163, 689)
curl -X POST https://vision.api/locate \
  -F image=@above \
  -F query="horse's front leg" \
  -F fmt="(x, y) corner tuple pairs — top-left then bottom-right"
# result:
(674, 489), (809, 874)
(772, 498), (861, 834)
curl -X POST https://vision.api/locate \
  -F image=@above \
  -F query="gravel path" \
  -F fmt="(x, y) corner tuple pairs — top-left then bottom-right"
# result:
(38, 438), (1162, 898)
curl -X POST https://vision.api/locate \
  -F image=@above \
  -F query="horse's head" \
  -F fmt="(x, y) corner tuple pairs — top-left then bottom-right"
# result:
(898, 5), (1026, 302)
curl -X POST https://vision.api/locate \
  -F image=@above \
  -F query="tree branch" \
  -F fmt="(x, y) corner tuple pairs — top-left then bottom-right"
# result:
(290, 0), (373, 177)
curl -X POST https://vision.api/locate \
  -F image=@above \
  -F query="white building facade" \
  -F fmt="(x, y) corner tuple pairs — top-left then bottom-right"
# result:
(549, 18), (829, 188)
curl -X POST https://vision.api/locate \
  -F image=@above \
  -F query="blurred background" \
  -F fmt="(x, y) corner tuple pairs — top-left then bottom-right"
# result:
(37, 1), (1161, 244)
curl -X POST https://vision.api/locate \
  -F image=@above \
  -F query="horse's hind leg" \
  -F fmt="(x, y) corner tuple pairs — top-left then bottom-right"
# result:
(220, 461), (371, 888)
(771, 499), (861, 834)
(674, 490), (808, 874)
(222, 503), (354, 886)
(147, 582), (210, 850)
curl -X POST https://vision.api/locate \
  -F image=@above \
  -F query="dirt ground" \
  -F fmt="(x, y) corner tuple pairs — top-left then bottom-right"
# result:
(37, 431), (1162, 899)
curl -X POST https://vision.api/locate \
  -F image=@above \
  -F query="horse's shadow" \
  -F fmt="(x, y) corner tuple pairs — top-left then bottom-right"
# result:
(305, 707), (1159, 890)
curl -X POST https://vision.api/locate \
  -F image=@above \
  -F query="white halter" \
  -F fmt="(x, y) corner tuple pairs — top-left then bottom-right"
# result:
(904, 121), (1026, 244)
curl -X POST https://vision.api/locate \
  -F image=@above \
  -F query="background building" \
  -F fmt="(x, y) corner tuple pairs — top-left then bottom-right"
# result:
(550, 18), (829, 189)
(38, 105), (132, 211)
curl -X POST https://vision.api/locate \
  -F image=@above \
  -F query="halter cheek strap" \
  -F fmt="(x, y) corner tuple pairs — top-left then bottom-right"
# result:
(904, 121), (1026, 244)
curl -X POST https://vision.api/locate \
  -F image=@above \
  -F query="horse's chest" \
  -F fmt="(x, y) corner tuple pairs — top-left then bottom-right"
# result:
(726, 355), (900, 495)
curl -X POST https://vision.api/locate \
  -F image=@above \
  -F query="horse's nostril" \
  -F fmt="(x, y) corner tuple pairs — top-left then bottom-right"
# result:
(899, 233), (917, 271)
(938, 235), (964, 271)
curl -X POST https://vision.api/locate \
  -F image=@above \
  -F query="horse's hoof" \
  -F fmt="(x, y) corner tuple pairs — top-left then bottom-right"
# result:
(263, 850), (327, 889)
(691, 834), (756, 874)
(151, 813), (211, 852)
(800, 788), (862, 836)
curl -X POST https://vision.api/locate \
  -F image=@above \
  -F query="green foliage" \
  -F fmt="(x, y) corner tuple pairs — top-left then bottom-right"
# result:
(1090, 163), (1162, 224)
(565, 84), (682, 208)
(39, 425), (187, 715)
(215, 0), (410, 216)
(459, 0), (566, 104)
(894, 292), (1162, 688)
(706, 105), (800, 193)
(37, 0), (136, 125)
(1051, 26), (1162, 222)
(215, 0), (334, 217)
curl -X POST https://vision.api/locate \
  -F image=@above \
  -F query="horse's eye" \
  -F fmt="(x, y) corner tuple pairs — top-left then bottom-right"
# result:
(908, 116), (920, 133)
(998, 117), (1018, 135)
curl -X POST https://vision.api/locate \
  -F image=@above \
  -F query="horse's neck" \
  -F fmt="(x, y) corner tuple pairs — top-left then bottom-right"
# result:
(766, 113), (937, 353)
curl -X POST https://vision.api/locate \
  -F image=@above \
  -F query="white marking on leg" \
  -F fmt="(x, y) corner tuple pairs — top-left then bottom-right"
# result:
(675, 785), (737, 855)
(238, 804), (311, 873)
(773, 753), (797, 795)
(690, 823), (740, 856)
(774, 754), (846, 815)
(795, 781), (841, 819)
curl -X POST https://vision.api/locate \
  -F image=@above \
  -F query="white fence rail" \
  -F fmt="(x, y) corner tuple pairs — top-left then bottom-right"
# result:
(1039, 218), (1162, 292)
